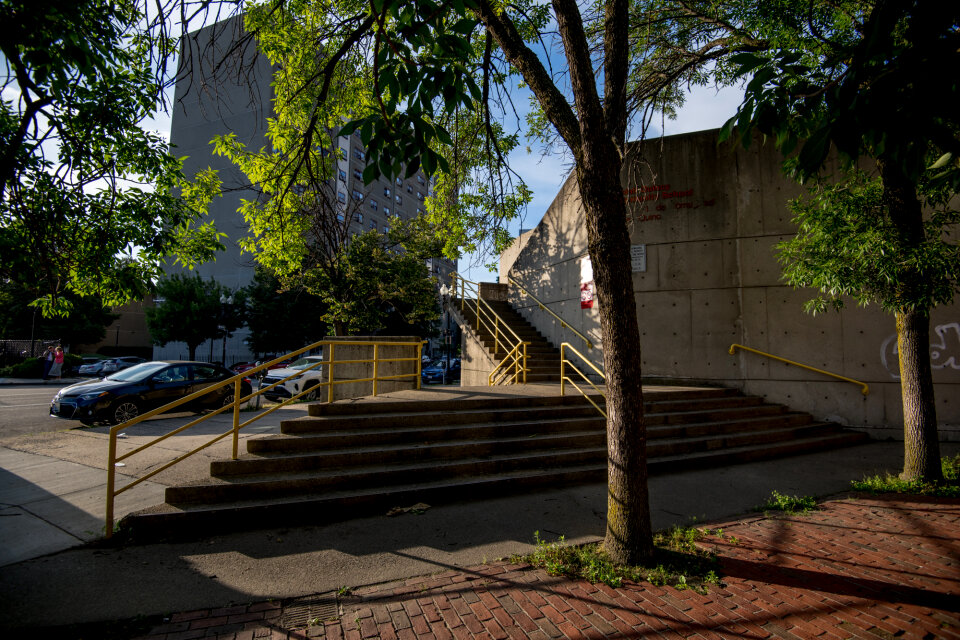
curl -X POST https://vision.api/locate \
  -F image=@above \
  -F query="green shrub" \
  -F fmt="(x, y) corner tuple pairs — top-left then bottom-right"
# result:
(851, 455), (960, 497)
(754, 490), (818, 515)
(517, 528), (721, 593)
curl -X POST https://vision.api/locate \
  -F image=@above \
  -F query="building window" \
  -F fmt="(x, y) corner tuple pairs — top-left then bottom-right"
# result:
(383, 225), (390, 233)
(338, 169), (346, 182)
(395, 177), (402, 186)
(417, 207), (425, 215)
(417, 175), (425, 185)
(355, 212), (363, 223)
(395, 195), (402, 205)
(353, 148), (364, 161)
(383, 187), (391, 197)
(397, 210), (404, 218)
(406, 185), (412, 193)
(369, 199), (377, 210)
(369, 219), (377, 230)
(383, 207), (390, 217)
(353, 168), (362, 180)
(352, 189), (363, 200)
(336, 213), (345, 222)
(337, 191), (346, 204)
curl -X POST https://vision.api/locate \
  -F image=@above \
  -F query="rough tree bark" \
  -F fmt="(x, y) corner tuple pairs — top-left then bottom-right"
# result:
(474, 0), (653, 563)
(879, 157), (943, 482)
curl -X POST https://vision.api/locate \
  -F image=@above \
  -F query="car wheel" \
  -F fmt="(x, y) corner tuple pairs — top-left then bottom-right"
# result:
(221, 393), (236, 408)
(303, 383), (320, 401)
(110, 400), (140, 425)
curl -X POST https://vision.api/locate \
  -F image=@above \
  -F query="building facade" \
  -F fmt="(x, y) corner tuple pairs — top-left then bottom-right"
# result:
(157, 17), (454, 364)
(500, 129), (960, 441)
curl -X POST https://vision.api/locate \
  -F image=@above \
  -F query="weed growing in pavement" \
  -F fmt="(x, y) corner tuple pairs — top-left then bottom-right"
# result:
(851, 454), (960, 497)
(515, 529), (722, 593)
(337, 585), (352, 597)
(754, 490), (818, 515)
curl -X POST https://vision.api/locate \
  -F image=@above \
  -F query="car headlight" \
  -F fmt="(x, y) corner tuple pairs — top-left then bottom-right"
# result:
(78, 391), (111, 402)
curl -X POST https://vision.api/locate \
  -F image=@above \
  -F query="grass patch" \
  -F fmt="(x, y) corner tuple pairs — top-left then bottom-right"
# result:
(851, 454), (960, 497)
(516, 528), (721, 593)
(754, 490), (818, 515)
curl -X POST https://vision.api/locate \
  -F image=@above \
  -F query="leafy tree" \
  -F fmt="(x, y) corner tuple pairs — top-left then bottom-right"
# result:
(296, 228), (441, 336)
(0, 0), (223, 316)
(623, 0), (959, 483)
(214, 0), (653, 563)
(0, 280), (118, 348)
(720, 0), (960, 482)
(146, 273), (245, 361)
(244, 268), (328, 356)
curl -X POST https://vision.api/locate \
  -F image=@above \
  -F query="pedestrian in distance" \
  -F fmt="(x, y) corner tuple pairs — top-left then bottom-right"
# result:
(40, 346), (55, 380)
(48, 346), (65, 380)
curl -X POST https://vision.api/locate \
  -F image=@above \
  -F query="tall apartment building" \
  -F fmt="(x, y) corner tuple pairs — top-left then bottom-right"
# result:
(156, 17), (455, 363)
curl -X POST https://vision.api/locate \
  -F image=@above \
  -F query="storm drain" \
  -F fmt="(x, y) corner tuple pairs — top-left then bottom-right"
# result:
(281, 592), (339, 628)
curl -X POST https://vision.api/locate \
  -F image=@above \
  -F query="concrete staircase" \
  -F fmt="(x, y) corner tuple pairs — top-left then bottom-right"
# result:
(117, 387), (869, 541)
(451, 298), (563, 382)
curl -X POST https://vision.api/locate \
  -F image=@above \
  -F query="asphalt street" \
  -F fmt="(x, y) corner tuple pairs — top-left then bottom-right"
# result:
(0, 383), (74, 436)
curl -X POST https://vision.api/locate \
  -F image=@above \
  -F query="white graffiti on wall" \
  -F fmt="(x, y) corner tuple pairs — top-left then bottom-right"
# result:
(880, 322), (960, 379)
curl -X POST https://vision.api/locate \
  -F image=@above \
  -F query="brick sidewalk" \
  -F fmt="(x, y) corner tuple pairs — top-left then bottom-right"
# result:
(136, 494), (960, 639)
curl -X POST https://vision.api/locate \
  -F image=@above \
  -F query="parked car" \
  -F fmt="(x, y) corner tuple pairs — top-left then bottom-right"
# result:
(421, 358), (460, 384)
(77, 358), (112, 377)
(99, 356), (146, 375)
(261, 356), (325, 402)
(50, 361), (252, 425)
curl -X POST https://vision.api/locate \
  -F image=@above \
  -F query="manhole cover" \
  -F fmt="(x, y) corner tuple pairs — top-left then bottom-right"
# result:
(281, 592), (339, 627)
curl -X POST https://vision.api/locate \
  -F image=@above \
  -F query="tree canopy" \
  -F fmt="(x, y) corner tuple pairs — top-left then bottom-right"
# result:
(146, 272), (244, 361)
(0, 0), (224, 316)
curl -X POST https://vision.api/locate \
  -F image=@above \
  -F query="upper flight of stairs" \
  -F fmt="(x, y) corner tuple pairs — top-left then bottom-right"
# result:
(116, 386), (870, 541)
(452, 298), (564, 382)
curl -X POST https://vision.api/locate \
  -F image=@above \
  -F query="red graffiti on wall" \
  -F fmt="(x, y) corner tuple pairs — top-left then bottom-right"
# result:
(622, 185), (716, 222)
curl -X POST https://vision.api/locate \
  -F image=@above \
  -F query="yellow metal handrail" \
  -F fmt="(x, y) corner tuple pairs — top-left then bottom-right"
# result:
(105, 339), (425, 537)
(728, 343), (869, 396)
(560, 342), (606, 418)
(450, 272), (529, 385)
(488, 341), (529, 385)
(508, 276), (594, 350)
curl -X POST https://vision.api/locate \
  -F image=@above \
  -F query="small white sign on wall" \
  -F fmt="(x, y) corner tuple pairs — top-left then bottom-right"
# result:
(630, 244), (647, 272)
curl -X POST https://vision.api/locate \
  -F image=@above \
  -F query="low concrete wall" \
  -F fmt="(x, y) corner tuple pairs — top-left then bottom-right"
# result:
(322, 337), (422, 401)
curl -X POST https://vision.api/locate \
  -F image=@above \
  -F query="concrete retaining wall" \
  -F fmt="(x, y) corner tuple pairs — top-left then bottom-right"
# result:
(503, 129), (960, 441)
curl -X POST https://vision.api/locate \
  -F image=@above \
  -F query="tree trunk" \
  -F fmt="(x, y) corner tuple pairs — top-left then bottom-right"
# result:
(576, 155), (652, 564)
(474, 0), (653, 563)
(878, 157), (943, 482)
(188, 343), (197, 361)
(896, 310), (942, 481)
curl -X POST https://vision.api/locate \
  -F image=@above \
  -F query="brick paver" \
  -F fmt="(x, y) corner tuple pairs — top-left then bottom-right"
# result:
(136, 494), (960, 639)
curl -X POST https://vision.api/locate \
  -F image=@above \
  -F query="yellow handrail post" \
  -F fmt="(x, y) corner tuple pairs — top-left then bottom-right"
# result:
(105, 433), (117, 538)
(416, 341), (423, 389)
(561, 344), (566, 396)
(523, 342), (528, 384)
(372, 343), (379, 396)
(328, 343), (336, 403)
(231, 378), (241, 460)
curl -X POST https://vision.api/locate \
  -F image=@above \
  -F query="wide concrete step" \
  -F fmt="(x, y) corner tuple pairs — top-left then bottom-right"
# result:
(290, 405), (603, 433)
(167, 447), (608, 505)
(211, 430), (606, 476)
(119, 429), (870, 542)
(257, 415), (605, 452)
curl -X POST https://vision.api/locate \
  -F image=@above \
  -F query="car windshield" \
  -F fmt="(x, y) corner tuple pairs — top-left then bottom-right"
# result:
(289, 357), (323, 370)
(105, 361), (167, 382)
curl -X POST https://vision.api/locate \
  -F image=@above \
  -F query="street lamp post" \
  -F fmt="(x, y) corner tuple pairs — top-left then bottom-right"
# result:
(219, 294), (234, 366)
(440, 284), (450, 385)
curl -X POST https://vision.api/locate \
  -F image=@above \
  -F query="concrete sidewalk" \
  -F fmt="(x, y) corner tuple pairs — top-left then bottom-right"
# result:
(2, 435), (956, 632)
